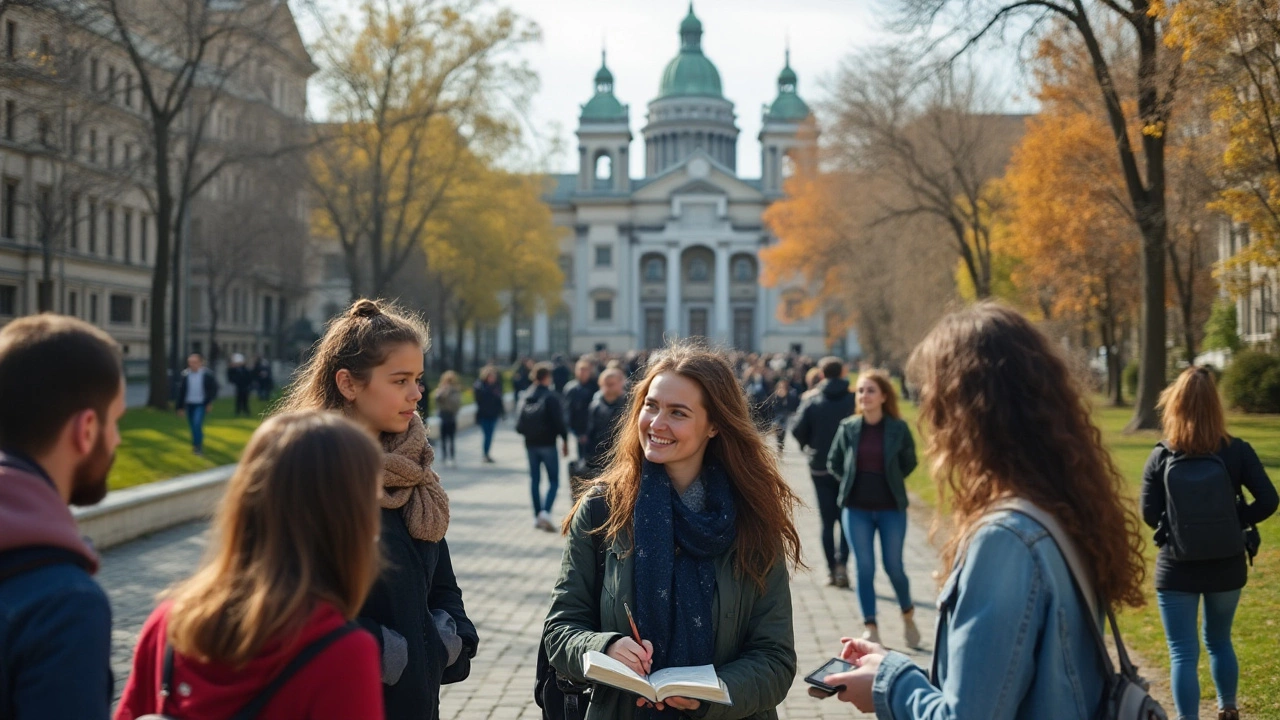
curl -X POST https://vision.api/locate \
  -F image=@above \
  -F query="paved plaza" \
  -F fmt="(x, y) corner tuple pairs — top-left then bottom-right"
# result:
(101, 420), (940, 719)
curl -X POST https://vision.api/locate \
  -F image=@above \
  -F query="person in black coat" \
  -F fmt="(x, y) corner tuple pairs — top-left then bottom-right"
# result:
(791, 357), (857, 587)
(473, 367), (505, 464)
(226, 353), (254, 417)
(562, 359), (598, 461)
(582, 367), (627, 471)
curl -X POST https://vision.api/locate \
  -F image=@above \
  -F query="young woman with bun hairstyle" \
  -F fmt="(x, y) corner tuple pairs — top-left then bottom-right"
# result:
(115, 412), (385, 719)
(544, 342), (802, 719)
(279, 298), (477, 720)
(1142, 366), (1277, 720)
(825, 302), (1148, 718)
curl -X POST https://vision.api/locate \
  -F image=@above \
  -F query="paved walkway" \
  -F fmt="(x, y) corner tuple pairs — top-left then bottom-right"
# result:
(100, 420), (940, 718)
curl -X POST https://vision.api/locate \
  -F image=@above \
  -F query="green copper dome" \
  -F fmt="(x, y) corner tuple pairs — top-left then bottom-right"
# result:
(767, 51), (810, 121)
(657, 4), (723, 99)
(581, 51), (627, 121)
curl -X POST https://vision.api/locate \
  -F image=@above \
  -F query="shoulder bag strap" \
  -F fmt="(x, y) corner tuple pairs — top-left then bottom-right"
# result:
(229, 623), (358, 720)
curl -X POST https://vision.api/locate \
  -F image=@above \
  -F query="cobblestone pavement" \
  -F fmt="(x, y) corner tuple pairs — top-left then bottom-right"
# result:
(101, 420), (940, 719)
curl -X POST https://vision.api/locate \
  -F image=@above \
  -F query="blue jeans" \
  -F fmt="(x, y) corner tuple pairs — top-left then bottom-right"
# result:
(186, 404), (206, 452)
(478, 418), (498, 457)
(1157, 589), (1241, 718)
(527, 445), (560, 516)
(842, 507), (912, 623)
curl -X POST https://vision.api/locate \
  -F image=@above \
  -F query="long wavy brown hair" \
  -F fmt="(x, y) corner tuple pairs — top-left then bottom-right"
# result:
(855, 368), (901, 419)
(907, 303), (1146, 610)
(1159, 366), (1230, 456)
(165, 412), (383, 666)
(568, 342), (804, 593)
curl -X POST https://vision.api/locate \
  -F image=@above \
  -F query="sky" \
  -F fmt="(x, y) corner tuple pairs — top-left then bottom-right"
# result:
(299, 0), (1032, 180)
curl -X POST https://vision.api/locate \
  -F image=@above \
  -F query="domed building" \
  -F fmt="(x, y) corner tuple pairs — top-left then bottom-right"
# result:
(540, 4), (835, 355)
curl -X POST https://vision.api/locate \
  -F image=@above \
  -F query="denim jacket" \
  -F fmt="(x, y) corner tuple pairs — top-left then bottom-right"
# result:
(872, 510), (1106, 719)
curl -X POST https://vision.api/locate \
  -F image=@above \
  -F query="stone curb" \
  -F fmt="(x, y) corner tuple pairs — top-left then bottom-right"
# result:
(75, 394), (515, 551)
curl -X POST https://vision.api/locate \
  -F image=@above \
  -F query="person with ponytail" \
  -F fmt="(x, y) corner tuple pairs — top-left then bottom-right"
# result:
(279, 299), (477, 720)
(544, 342), (802, 719)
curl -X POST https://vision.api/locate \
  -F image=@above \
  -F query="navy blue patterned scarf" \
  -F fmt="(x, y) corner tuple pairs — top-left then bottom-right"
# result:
(633, 461), (737, 718)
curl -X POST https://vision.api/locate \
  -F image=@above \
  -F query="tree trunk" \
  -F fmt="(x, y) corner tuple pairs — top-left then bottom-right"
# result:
(1127, 211), (1167, 430)
(453, 315), (466, 372)
(208, 286), (219, 368)
(147, 122), (174, 409)
(508, 300), (519, 364)
(38, 238), (54, 312)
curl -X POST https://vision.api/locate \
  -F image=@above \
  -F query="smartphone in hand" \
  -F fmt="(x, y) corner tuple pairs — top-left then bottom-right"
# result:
(804, 657), (855, 698)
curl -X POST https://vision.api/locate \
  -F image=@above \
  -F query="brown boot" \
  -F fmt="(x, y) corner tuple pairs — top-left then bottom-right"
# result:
(1219, 708), (1239, 720)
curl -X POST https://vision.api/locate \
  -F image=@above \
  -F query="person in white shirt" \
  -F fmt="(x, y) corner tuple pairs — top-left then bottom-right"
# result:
(177, 353), (218, 455)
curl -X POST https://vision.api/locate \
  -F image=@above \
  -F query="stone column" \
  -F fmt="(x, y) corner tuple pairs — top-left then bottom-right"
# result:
(756, 280), (770, 352)
(574, 232), (589, 333)
(533, 310), (549, 355)
(665, 242), (681, 338)
(714, 243), (730, 343)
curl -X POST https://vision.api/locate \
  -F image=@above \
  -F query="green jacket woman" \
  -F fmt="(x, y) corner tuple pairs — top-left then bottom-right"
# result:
(544, 344), (802, 720)
(826, 414), (917, 512)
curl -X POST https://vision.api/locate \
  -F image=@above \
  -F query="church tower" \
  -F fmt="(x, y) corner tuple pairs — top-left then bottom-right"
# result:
(759, 50), (815, 194)
(577, 51), (631, 193)
(642, 4), (739, 176)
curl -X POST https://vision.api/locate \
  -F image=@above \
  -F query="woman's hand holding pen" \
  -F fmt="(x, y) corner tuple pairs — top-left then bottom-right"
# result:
(606, 636), (653, 676)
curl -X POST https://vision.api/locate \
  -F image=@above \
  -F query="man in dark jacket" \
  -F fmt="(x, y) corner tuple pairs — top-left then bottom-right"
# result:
(583, 367), (627, 471)
(176, 352), (219, 455)
(551, 355), (571, 393)
(517, 364), (568, 531)
(792, 356), (856, 587)
(226, 353), (254, 417)
(0, 315), (125, 720)
(562, 359), (598, 461)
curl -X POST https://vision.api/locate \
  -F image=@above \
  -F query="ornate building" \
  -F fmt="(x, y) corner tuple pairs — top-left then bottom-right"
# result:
(542, 5), (831, 355)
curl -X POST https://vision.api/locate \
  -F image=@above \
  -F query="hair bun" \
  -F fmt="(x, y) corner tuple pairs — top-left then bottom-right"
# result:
(350, 299), (383, 319)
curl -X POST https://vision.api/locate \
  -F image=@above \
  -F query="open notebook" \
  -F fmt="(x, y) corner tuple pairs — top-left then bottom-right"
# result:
(582, 651), (733, 706)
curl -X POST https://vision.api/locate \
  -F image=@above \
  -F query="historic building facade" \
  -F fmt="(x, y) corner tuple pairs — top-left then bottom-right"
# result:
(542, 5), (830, 355)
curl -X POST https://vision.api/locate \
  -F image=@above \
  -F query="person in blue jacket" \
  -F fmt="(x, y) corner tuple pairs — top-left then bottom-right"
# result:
(0, 315), (127, 720)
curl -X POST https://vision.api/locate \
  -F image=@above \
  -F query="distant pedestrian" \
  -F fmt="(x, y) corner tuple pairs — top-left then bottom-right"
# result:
(760, 378), (799, 453)
(114, 412), (385, 720)
(512, 358), (533, 405)
(516, 363), (569, 531)
(0, 315), (125, 720)
(563, 359), (599, 460)
(1142, 366), (1278, 720)
(544, 343), (802, 719)
(791, 356), (856, 588)
(177, 352), (218, 456)
(582, 368), (627, 472)
(433, 371), (462, 467)
(827, 368), (919, 647)
(824, 303), (1150, 718)
(279, 299), (478, 719)
(473, 366), (504, 464)
(253, 355), (273, 401)
(551, 355), (571, 393)
(227, 353), (254, 417)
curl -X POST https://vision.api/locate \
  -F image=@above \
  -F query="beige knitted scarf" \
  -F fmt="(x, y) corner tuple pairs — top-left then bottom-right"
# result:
(381, 414), (450, 542)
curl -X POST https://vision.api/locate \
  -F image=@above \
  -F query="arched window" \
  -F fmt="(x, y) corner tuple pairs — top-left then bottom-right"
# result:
(733, 256), (756, 282)
(644, 256), (665, 282)
(688, 257), (709, 282)
(594, 153), (613, 187)
(781, 152), (796, 180)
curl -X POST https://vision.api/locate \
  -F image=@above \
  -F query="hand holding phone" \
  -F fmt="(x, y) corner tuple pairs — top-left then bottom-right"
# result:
(803, 657), (855, 698)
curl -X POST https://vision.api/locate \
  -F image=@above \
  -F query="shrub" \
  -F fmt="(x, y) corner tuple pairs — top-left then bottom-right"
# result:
(1123, 360), (1140, 399)
(1203, 301), (1243, 353)
(1221, 351), (1280, 413)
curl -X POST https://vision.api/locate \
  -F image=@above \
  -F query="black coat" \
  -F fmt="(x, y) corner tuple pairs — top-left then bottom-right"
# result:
(175, 371), (219, 411)
(473, 380), (504, 421)
(791, 378), (857, 474)
(358, 509), (478, 720)
(583, 392), (626, 469)
(562, 380), (598, 436)
(227, 366), (254, 393)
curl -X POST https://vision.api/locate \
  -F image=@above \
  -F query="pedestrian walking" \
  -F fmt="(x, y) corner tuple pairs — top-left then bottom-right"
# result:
(253, 356), (273, 401)
(433, 371), (462, 467)
(513, 358), (534, 405)
(826, 368), (919, 646)
(227, 353), (254, 417)
(552, 354), (572, 393)
(791, 357), (856, 589)
(1141, 366), (1278, 720)
(278, 299), (478, 720)
(176, 352), (219, 455)
(517, 363), (569, 531)
(473, 366), (504, 464)
(0, 315), (125, 720)
(564, 359), (599, 461)
(544, 343), (802, 719)
(114, 412), (386, 720)
(759, 379), (798, 453)
(823, 302), (1151, 718)
(582, 367), (627, 472)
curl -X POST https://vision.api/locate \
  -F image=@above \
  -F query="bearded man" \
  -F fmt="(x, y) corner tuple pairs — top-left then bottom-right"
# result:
(0, 314), (125, 719)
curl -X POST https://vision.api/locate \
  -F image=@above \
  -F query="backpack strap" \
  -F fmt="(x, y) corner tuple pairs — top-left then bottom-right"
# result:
(157, 623), (357, 720)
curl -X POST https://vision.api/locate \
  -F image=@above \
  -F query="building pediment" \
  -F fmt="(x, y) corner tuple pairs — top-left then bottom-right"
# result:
(631, 151), (764, 203)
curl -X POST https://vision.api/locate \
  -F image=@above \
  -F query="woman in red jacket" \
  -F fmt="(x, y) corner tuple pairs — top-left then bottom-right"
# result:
(115, 411), (385, 720)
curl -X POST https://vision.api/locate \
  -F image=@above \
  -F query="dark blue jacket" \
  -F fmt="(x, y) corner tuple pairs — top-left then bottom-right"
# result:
(472, 380), (505, 421)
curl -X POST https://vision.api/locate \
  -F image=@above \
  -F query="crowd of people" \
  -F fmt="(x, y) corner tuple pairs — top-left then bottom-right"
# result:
(0, 298), (1275, 720)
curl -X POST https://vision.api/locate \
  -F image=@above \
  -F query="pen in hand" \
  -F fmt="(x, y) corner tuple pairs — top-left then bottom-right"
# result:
(623, 601), (652, 674)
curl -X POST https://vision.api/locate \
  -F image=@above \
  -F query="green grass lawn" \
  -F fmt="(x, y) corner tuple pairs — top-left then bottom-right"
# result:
(897, 397), (1280, 716)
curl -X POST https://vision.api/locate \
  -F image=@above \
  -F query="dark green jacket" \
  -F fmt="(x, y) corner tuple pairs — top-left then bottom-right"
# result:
(826, 415), (918, 511)
(543, 498), (797, 719)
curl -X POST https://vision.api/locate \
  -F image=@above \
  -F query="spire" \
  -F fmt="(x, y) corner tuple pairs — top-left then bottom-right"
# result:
(679, 2), (703, 51)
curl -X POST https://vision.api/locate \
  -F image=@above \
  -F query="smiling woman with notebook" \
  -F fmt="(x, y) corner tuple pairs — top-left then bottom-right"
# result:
(543, 342), (803, 719)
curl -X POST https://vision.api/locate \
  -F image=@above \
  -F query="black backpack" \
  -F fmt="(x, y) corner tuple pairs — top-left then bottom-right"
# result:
(1159, 443), (1245, 562)
(535, 493), (609, 720)
(137, 623), (358, 720)
(516, 389), (552, 440)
